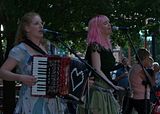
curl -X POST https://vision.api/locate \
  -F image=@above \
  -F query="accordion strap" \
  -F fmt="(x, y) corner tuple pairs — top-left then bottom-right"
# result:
(22, 39), (47, 55)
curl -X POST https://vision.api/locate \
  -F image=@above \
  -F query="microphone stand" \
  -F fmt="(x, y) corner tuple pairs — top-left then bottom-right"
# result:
(125, 31), (153, 114)
(51, 34), (117, 114)
(52, 34), (118, 90)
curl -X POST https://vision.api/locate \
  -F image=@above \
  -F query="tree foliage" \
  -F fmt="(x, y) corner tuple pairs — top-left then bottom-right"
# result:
(0, 0), (160, 53)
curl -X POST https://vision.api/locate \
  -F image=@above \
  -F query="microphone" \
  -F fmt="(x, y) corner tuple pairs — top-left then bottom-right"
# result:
(43, 29), (61, 36)
(112, 26), (130, 31)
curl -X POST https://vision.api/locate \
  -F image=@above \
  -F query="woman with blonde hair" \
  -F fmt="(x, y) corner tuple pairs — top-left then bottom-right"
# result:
(0, 12), (67, 114)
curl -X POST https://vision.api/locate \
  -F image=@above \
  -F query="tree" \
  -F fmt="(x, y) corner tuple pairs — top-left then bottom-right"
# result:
(0, 0), (160, 113)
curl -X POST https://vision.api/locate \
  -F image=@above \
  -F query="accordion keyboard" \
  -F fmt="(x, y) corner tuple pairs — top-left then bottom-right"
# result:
(31, 56), (48, 96)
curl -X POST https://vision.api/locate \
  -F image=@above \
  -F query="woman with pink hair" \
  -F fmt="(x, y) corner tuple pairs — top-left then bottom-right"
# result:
(77, 15), (123, 114)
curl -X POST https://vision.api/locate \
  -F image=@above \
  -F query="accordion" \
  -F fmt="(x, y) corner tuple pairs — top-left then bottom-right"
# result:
(31, 55), (90, 102)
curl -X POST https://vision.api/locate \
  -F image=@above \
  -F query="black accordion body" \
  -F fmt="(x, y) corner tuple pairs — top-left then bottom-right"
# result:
(31, 55), (90, 102)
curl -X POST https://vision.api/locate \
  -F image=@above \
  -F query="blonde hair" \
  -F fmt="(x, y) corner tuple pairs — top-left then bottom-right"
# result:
(15, 12), (40, 43)
(136, 48), (151, 61)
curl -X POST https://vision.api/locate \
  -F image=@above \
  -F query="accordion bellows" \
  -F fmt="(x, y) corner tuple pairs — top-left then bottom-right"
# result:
(31, 55), (90, 102)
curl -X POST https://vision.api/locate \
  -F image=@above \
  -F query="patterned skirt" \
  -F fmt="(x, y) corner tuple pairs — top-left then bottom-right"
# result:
(77, 84), (120, 114)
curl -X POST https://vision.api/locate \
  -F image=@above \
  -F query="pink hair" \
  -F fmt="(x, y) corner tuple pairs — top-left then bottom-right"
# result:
(87, 15), (112, 49)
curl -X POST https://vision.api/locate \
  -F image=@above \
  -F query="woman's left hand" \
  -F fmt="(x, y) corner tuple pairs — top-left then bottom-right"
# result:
(88, 77), (95, 87)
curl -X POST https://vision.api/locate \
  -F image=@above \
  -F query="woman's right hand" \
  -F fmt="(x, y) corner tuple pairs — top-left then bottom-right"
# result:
(114, 85), (125, 91)
(19, 75), (37, 87)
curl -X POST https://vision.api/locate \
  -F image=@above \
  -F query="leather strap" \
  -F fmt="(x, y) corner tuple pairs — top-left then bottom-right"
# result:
(22, 39), (47, 55)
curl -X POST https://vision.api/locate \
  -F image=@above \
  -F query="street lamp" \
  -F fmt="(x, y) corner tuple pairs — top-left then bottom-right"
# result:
(0, 24), (4, 37)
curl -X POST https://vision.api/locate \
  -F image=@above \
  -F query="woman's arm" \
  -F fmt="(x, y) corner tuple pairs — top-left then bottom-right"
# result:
(0, 57), (36, 86)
